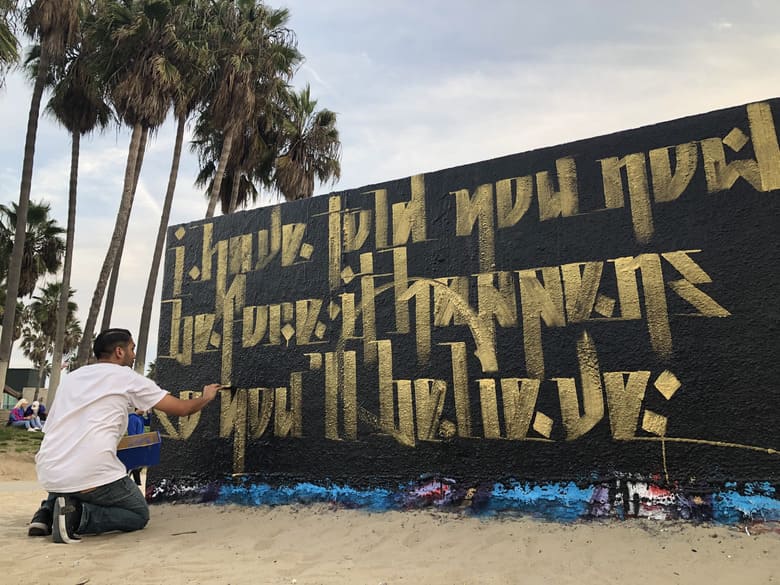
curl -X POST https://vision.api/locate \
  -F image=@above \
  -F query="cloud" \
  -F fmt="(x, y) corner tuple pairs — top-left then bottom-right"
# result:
(2, 1), (780, 371)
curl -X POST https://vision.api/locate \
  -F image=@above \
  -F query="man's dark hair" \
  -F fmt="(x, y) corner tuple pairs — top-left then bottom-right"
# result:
(93, 328), (133, 359)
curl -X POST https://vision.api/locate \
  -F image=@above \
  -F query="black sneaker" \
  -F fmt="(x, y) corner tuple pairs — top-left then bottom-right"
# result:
(52, 496), (82, 544)
(28, 505), (52, 536)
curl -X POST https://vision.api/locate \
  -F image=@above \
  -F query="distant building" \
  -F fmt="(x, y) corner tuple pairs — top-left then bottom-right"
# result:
(2, 368), (45, 408)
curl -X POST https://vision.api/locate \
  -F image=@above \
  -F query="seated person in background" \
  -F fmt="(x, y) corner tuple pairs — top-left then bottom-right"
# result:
(25, 400), (47, 422)
(9, 399), (43, 431)
(127, 408), (147, 486)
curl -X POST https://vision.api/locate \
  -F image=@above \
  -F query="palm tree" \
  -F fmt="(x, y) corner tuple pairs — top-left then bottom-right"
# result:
(274, 84), (341, 201)
(0, 201), (64, 386)
(0, 201), (65, 297)
(202, 0), (300, 217)
(20, 319), (49, 399)
(0, 289), (24, 343)
(44, 27), (112, 400)
(134, 0), (212, 372)
(21, 281), (80, 400)
(193, 114), (274, 214)
(75, 0), (184, 366)
(101, 126), (148, 331)
(0, 0), (19, 84)
(0, 0), (80, 395)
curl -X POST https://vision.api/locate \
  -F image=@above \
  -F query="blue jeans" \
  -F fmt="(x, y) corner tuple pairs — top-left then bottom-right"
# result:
(43, 476), (150, 534)
(10, 420), (32, 429)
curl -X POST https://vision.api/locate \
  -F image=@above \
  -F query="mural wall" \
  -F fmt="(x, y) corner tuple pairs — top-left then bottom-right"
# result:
(150, 99), (780, 522)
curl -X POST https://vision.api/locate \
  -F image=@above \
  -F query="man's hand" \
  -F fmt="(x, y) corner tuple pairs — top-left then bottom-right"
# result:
(202, 383), (222, 402)
(154, 383), (223, 417)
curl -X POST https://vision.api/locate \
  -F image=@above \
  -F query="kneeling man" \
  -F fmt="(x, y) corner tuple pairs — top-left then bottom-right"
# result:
(29, 328), (221, 543)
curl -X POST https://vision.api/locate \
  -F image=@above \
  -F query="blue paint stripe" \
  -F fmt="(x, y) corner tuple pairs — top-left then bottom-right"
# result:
(488, 482), (595, 522)
(179, 479), (780, 524)
(712, 491), (780, 523)
(217, 482), (395, 511)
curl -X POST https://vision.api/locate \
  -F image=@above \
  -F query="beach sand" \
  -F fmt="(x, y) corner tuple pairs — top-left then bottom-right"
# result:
(1, 454), (777, 585)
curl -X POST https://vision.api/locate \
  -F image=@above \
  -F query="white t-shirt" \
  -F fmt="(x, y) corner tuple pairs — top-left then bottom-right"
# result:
(36, 363), (168, 493)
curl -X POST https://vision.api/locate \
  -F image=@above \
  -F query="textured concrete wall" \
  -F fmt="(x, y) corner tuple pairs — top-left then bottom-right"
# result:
(149, 99), (780, 521)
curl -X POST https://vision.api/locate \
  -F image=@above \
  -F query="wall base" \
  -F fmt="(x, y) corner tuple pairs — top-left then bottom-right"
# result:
(148, 474), (780, 524)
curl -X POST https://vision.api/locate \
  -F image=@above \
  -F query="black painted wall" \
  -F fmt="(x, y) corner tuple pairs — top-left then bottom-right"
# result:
(151, 99), (780, 490)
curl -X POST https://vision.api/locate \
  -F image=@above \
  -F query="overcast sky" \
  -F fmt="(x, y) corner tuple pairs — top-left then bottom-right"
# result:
(0, 0), (778, 370)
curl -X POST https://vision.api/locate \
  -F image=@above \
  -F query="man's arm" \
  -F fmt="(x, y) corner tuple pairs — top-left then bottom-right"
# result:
(152, 383), (222, 417)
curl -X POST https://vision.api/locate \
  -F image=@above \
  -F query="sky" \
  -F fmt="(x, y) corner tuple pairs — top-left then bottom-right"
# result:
(0, 0), (778, 370)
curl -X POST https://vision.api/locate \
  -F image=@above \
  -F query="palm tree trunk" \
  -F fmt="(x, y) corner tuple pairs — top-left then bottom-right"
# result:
(102, 127), (148, 330)
(75, 122), (144, 367)
(135, 113), (186, 374)
(47, 130), (80, 405)
(34, 362), (45, 402)
(228, 171), (240, 213)
(205, 127), (234, 218)
(0, 50), (50, 390)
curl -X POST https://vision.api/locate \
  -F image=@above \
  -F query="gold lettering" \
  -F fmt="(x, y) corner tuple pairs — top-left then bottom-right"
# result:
(274, 373), (303, 438)
(603, 371), (651, 439)
(393, 380), (415, 446)
(242, 305), (268, 347)
(193, 314), (216, 353)
(228, 234), (252, 275)
(451, 184), (495, 272)
(638, 254), (672, 360)
(536, 157), (578, 221)
(256, 206), (282, 270)
(501, 378), (541, 440)
(376, 339), (415, 446)
(324, 351), (357, 440)
(555, 331), (604, 440)
(610, 257), (643, 320)
(748, 102), (780, 190)
(701, 135), (761, 192)
(390, 247), (410, 333)
(201, 223), (228, 318)
(496, 176), (532, 228)
(561, 262), (604, 322)
(478, 379), (501, 439)
(477, 271), (518, 328)
(221, 275), (246, 385)
(340, 293), (356, 339)
(414, 378), (446, 441)
(344, 208), (372, 252)
(164, 299), (193, 365)
(219, 387), (247, 473)
(433, 276), (470, 327)
(369, 188), (389, 249)
(268, 304), (281, 345)
(648, 142), (697, 203)
(173, 390), (203, 440)
(328, 195), (342, 291)
(443, 342), (472, 437)
(360, 253), (378, 363)
(518, 267), (565, 379)
(395, 278), (433, 365)
(392, 174), (427, 246)
(282, 222), (307, 266)
(247, 387), (274, 438)
(662, 251), (730, 317)
(599, 153), (654, 243)
(295, 299), (324, 345)
(172, 245), (185, 296)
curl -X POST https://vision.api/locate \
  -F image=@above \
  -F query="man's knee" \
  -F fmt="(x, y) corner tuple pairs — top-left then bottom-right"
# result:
(123, 505), (149, 532)
(138, 504), (150, 528)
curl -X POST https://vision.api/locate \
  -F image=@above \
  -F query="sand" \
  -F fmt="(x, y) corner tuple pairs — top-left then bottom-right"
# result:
(1, 454), (777, 585)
